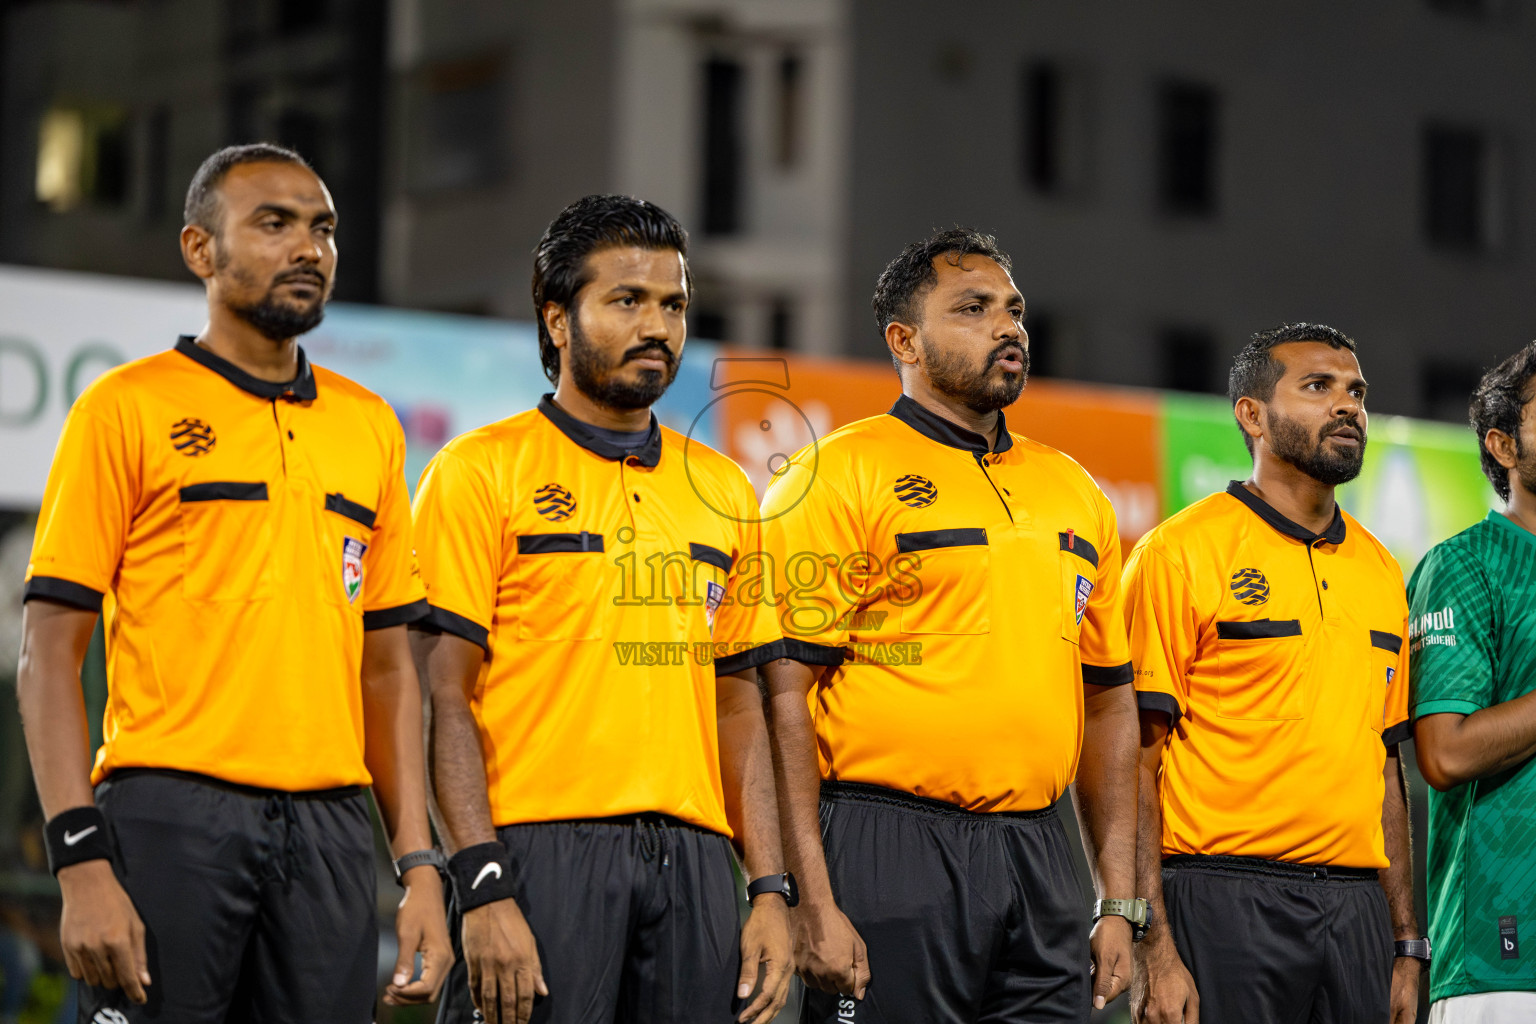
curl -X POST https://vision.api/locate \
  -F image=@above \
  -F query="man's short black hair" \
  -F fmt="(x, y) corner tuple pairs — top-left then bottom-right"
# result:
(184, 143), (312, 232)
(1228, 322), (1358, 454)
(1470, 341), (1536, 502)
(530, 194), (690, 385)
(872, 228), (1013, 372)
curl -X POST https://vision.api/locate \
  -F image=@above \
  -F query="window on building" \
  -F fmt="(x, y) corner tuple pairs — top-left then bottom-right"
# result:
(35, 104), (129, 212)
(775, 53), (803, 170)
(412, 55), (503, 192)
(1156, 81), (1219, 216)
(1422, 123), (1501, 252)
(693, 309), (731, 343)
(277, 109), (327, 178)
(1024, 309), (1056, 377)
(1159, 326), (1218, 393)
(1420, 358), (1485, 422)
(278, 0), (332, 35)
(143, 106), (171, 221)
(768, 298), (794, 350)
(1021, 61), (1089, 195)
(702, 58), (745, 235)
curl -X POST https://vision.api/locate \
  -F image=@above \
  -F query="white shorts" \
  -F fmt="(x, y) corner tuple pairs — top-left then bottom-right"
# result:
(1429, 991), (1536, 1024)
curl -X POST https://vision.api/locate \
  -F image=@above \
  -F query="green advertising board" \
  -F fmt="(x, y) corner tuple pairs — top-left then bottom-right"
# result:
(1157, 393), (1493, 572)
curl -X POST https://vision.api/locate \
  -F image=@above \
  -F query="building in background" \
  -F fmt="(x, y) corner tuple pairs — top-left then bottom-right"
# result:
(1, 0), (1533, 419)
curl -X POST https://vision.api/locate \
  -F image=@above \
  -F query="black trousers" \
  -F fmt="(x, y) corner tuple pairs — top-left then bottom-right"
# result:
(80, 769), (377, 1024)
(1162, 854), (1393, 1024)
(436, 814), (743, 1024)
(802, 782), (1090, 1024)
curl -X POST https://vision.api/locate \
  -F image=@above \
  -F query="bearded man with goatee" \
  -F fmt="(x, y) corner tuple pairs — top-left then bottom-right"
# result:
(760, 229), (1140, 1023)
(410, 194), (791, 1024)
(1125, 324), (1422, 1024)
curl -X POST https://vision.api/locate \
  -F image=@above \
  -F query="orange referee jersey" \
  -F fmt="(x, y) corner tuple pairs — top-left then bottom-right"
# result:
(1124, 482), (1411, 868)
(24, 337), (427, 791)
(410, 396), (782, 836)
(760, 396), (1133, 813)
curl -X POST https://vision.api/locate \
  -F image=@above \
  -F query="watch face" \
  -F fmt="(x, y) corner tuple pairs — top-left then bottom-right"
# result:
(785, 871), (799, 908)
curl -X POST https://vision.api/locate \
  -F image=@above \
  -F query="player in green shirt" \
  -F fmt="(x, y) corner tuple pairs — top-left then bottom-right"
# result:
(1411, 340), (1536, 1023)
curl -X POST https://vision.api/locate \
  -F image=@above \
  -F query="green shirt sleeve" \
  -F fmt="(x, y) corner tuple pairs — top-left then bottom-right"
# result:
(1408, 540), (1495, 717)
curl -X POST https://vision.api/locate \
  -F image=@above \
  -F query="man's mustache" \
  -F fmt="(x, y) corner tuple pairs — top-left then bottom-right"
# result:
(623, 342), (675, 366)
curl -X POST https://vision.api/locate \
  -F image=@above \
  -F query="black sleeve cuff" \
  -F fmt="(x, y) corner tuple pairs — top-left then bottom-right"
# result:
(715, 642), (783, 676)
(362, 599), (430, 631)
(410, 604), (491, 653)
(1136, 690), (1184, 728)
(1382, 720), (1412, 748)
(1082, 661), (1134, 687)
(23, 576), (104, 612)
(749, 637), (847, 668)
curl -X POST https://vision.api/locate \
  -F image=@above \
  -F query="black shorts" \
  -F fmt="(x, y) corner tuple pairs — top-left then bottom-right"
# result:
(802, 782), (1090, 1024)
(1162, 854), (1392, 1024)
(436, 813), (742, 1024)
(80, 768), (377, 1024)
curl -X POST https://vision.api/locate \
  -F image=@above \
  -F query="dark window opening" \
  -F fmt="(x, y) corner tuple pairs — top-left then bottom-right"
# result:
(276, 109), (326, 178)
(278, 0), (332, 35)
(1420, 359), (1485, 422)
(769, 298), (793, 350)
(1025, 310), (1055, 377)
(226, 81), (263, 146)
(143, 106), (170, 221)
(694, 310), (730, 342)
(1157, 81), (1219, 217)
(1024, 63), (1062, 192)
(702, 58), (744, 235)
(1159, 326), (1218, 393)
(1423, 124), (1491, 251)
(775, 54), (802, 169)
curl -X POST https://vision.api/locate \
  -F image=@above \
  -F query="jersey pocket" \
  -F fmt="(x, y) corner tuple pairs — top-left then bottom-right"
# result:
(1214, 619), (1305, 720)
(320, 493), (378, 608)
(514, 532), (607, 641)
(1058, 531), (1100, 645)
(1368, 630), (1403, 733)
(894, 529), (989, 635)
(178, 482), (274, 602)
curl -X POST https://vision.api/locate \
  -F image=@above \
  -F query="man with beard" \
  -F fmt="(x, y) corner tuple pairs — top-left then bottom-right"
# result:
(759, 229), (1140, 1023)
(1125, 323), (1421, 1024)
(17, 144), (451, 1021)
(410, 194), (791, 1024)
(1411, 342), (1536, 1024)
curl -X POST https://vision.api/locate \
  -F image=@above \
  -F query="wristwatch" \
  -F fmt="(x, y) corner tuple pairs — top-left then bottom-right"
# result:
(1395, 938), (1432, 965)
(747, 872), (799, 908)
(1093, 898), (1152, 942)
(392, 848), (448, 886)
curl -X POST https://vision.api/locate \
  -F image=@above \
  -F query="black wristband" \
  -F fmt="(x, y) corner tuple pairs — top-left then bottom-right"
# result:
(43, 806), (112, 875)
(447, 841), (517, 912)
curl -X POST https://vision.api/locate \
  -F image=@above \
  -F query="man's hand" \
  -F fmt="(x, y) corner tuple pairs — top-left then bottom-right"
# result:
(58, 860), (150, 1004)
(1389, 957), (1420, 1024)
(736, 895), (792, 1024)
(1090, 915), (1133, 1010)
(1131, 932), (1198, 1024)
(383, 867), (453, 1006)
(792, 898), (870, 999)
(462, 898), (548, 1024)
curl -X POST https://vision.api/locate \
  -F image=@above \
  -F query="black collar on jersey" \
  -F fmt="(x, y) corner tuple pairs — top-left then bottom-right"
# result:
(175, 335), (317, 402)
(538, 394), (662, 467)
(1225, 480), (1347, 546)
(888, 395), (1013, 455)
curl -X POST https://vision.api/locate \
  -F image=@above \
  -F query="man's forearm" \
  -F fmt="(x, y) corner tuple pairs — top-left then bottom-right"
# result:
(762, 658), (835, 905)
(718, 670), (785, 880)
(361, 626), (434, 858)
(1135, 756), (1173, 941)
(1416, 690), (1536, 788)
(1380, 750), (1419, 939)
(1074, 683), (1139, 897)
(410, 631), (498, 854)
(16, 603), (100, 817)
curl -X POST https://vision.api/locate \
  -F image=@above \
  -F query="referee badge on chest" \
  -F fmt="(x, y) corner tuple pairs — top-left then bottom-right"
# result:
(342, 537), (368, 603)
(705, 580), (726, 633)
(1075, 574), (1094, 625)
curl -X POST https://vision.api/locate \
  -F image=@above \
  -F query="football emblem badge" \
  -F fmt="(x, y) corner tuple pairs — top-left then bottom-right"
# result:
(171, 417), (216, 456)
(1075, 574), (1094, 625)
(342, 537), (367, 603)
(1229, 567), (1270, 606)
(893, 474), (938, 508)
(705, 580), (726, 633)
(534, 482), (577, 522)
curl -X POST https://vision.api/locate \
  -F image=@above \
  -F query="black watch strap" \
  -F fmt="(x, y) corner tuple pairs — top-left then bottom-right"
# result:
(746, 872), (799, 908)
(393, 848), (447, 886)
(1395, 938), (1432, 964)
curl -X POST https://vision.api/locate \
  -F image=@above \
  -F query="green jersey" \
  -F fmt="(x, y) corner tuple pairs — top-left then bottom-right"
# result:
(1409, 511), (1536, 1001)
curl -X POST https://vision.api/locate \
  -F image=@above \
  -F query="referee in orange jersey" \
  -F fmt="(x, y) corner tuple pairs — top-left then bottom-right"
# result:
(411, 195), (791, 1024)
(17, 144), (450, 1022)
(1125, 324), (1422, 1024)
